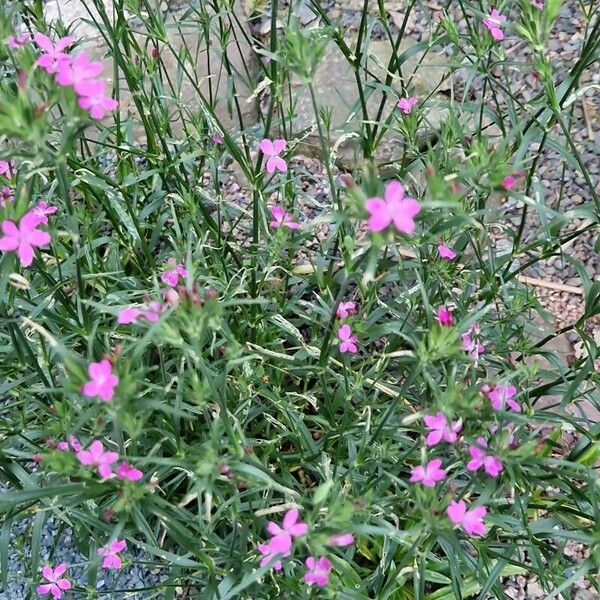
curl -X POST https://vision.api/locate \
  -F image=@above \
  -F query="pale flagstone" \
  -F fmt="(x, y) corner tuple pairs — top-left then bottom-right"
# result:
(282, 39), (451, 169)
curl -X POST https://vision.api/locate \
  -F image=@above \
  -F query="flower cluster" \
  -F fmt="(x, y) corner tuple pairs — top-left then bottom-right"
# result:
(335, 299), (358, 355)
(34, 33), (118, 119)
(257, 509), (353, 588)
(74, 439), (143, 481)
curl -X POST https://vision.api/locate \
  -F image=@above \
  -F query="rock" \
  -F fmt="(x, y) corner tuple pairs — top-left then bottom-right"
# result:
(283, 39), (450, 170)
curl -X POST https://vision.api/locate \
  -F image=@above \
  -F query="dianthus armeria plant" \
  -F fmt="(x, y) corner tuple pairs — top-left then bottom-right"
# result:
(0, 0), (599, 598)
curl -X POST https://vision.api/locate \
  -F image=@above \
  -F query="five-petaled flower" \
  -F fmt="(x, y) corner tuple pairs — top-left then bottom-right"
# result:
(98, 539), (127, 569)
(338, 324), (358, 354)
(37, 563), (72, 599)
(0, 210), (51, 267)
(304, 556), (332, 587)
(34, 33), (73, 74)
(269, 205), (300, 230)
(161, 260), (187, 287)
(447, 500), (487, 536)
(116, 461), (143, 481)
(82, 358), (119, 401)
(267, 508), (309, 539)
(77, 79), (119, 120)
(258, 534), (292, 571)
(55, 50), (103, 91)
(483, 9), (506, 41)
(466, 437), (503, 477)
(365, 181), (421, 234)
(32, 201), (58, 225)
(410, 458), (447, 487)
(438, 243), (457, 260)
(76, 440), (119, 479)
(486, 383), (520, 412)
(424, 412), (461, 446)
(336, 301), (356, 319)
(397, 96), (418, 114)
(259, 139), (288, 174)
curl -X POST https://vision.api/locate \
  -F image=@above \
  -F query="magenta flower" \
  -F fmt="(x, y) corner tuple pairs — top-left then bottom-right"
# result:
(77, 79), (118, 119)
(438, 244), (457, 260)
(461, 324), (485, 361)
(55, 50), (103, 90)
(338, 324), (358, 354)
(267, 508), (309, 539)
(57, 436), (81, 453)
(410, 458), (447, 487)
(116, 461), (143, 481)
(269, 205), (301, 230)
(82, 358), (119, 402)
(7, 33), (30, 50)
(483, 9), (506, 41)
(258, 534), (292, 571)
(160, 260), (187, 287)
(327, 533), (355, 547)
(336, 301), (356, 319)
(447, 500), (487, 536)
(304, 556), (332, 587)
(436, 306), (454, 327)
(117, 302), (162, 325)
(1, 187), (13, 207)
(397, 96), (418, 114)
(98, 539), (127, 569)
(0, 160), (15, 179)
(32, 201), (58, 225)
(0, 210), (51, 267)
(212, 132), (224, 144)
(532, 0), (544, 9)
(76, 440), (119, 478)
(34, 33), (73, 74)
(37, 564), (72, 599)
(467, 437), (503, 477)
(259, 138), (287, 174)
(487, 383), (520, 412)
(365, 181), (421, 234)
(423, 412), (461, 446)
(501, 175), (516, 190)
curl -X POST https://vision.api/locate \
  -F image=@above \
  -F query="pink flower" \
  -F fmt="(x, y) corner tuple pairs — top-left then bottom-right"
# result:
(37, 563), (72, 599)
(594, 359), (600, 373)
(269, 205), (300, 230)
(487, 383), (520, 412)
(212, 132), (224, 144)
(446, 500), (487, 537)
(258, 534), (292, 571)
(82, 358), (119, 401)
(55, 50), (103, 90)
(438, 244), (457, 260)
(267, 508), (309, 539)
(483, 9), (506, 41)
(0, 210), (51, 267)
(0, 160), (16, 179)
(501, 175), (516, 190)
(336, 301), (356, 319)
(338, 324), (358, 354)
(7, 33), (31, 49)
(397, 96), (418, 114)
(57, 436), (81, 453)
(467, 437), (503, 477)
(423, 412), (461, 446)
(410, 458), (447, 487)
(116, 461), (143, 481)
(76, 440), (119, 479)
(436, 306), (454, 327)
(34, 33), (73, 74)
(532, 0), (544, 9)
(461, 324), (485, 361)
(327, 533), (355, 547)
(160, 260), (187, 287)
(32, 201), (58, 225)
(304, 556), (332, 587)
(259, 138), (287, 174)
(117, 302), (162, 325)
(77, 79), (118, 119)
(365, 181), (421, 234)
(1, 187), (13, 207)
(98, 539), (127, 569)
